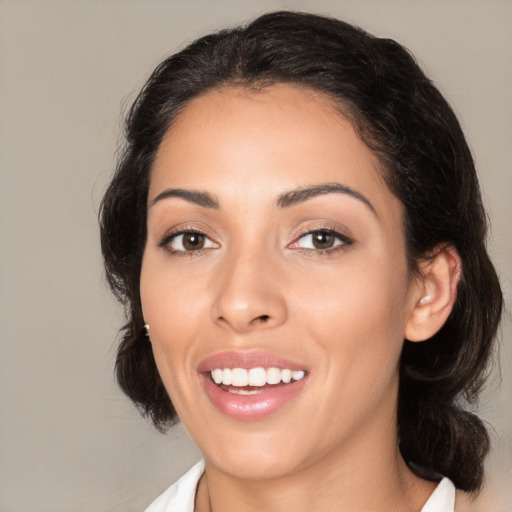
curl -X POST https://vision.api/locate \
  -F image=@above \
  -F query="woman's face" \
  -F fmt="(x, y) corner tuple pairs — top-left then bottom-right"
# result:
(141, 85), (422, 479)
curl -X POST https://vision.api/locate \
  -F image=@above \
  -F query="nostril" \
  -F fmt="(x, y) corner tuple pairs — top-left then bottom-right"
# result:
(257, 315), (270, 322)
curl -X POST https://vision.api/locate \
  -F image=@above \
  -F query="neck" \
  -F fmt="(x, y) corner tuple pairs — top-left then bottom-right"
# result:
(195, 425), (435, 512)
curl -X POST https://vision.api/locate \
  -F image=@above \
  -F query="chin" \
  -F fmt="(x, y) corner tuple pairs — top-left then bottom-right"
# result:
(194, 424), (313, 481)
(209, 449), (304, 481)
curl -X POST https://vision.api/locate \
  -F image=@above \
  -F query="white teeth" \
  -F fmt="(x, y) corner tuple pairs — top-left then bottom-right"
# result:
(222, 368), (232, 386)
(211, 368), (223, 384)
(248, 367), (267, 386)
(227, 387), (261, 395)
(281, 369), (292, 384)
(231, 368), (248, 387)
(210, 367), (306, 387)
(291, 370), (305, 381)
(266, 367), (281, 385)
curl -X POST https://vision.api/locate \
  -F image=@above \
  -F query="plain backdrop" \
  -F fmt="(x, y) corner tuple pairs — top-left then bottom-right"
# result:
(0, 1), (510, 511)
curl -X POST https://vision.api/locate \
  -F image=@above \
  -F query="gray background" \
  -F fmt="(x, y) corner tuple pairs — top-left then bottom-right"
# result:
(0, 1), (510, 511)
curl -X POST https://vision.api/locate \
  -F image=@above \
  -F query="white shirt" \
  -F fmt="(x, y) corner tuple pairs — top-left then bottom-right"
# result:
(145, 460), (456, 512)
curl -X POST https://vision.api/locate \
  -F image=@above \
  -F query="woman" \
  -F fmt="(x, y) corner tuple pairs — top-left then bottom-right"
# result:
(100, 11), (503, 512)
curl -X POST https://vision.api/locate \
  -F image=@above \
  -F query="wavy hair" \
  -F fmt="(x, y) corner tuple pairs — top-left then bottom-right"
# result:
(99, 11), (503, 492)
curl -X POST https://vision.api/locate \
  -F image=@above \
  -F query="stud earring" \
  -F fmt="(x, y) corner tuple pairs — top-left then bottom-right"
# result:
(419, 295), (432, 306)
(144, 323), (151, 340)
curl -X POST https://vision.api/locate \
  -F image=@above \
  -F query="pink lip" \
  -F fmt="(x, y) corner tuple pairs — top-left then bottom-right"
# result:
(197, 351), (307, 372)
(201, 373), (308, 421)
(197, 351), (309, 421)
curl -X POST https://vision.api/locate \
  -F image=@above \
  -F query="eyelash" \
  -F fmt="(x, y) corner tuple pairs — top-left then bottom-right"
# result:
(158, 226), (354, 257)
(290, 226), (354, 256)
(158, 227), (218, 257)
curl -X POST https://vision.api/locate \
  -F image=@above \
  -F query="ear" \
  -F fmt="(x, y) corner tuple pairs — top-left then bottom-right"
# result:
(405, 245), (462, 342)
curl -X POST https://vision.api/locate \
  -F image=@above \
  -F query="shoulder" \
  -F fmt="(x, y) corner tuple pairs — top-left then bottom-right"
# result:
(144, 460), (205, 512)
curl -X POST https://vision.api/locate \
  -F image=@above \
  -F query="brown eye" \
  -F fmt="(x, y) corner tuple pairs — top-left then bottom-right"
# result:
(294, 229), (352, 252)
(182, 233), (205, 250)
(311, 231), (335, 249)
(165, 231), (218, 252)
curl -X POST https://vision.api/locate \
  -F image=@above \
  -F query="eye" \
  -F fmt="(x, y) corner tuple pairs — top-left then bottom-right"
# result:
(294, 229), (352, 251)
(161, 230), (218, 252)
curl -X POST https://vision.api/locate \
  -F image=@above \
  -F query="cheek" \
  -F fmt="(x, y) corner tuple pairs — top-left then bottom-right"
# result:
(139, 257), (205, 385)
(292, 253), (411, 372)
(141, 251), (208, 327)
(294, 253), (410, 328)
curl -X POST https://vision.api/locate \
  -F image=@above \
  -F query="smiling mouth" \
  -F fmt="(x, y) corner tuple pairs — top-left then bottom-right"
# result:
(210, 367), (307, 394)
(201, 363), (308, 420)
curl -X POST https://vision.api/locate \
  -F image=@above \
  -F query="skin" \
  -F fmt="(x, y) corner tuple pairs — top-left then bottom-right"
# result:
(140, 84), (460, 512)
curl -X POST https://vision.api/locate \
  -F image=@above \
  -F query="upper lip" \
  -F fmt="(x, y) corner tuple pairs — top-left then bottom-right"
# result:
(197, 351), (308, 373)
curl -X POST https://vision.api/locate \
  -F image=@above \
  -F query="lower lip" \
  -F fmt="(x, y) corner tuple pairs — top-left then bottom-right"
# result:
(201, 374), (307, 421)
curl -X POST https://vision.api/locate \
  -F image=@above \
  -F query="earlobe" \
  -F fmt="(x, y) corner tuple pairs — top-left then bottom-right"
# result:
(405, 245), (462, 342)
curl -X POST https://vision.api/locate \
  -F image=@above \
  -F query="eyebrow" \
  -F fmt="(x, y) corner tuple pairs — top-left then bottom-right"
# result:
(150, 188), (220, 209)
(276, 182), (377, 215)
(150, 182), (376, 215)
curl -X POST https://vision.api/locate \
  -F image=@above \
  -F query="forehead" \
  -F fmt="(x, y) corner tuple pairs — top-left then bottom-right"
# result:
(150, 84), (400, 219)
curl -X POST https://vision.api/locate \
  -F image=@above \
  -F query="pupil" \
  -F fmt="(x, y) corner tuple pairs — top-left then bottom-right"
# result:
(184, 233), (204, 250)
(313, 231), (333, 249)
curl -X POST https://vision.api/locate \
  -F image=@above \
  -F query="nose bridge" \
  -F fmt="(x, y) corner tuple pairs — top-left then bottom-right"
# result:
(210, 242), (287, 332)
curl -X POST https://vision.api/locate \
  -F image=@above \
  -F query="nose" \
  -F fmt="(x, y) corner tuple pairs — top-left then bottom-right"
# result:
(210, 248), (288, 334)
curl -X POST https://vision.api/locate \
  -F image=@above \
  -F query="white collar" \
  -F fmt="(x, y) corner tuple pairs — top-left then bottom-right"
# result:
(145, 460), (205, 512)
(420, 477), (456, 512)
(145, 461), (456, 512)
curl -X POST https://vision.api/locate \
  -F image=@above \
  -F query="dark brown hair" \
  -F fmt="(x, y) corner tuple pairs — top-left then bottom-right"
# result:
(99, 11), (503, 492)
